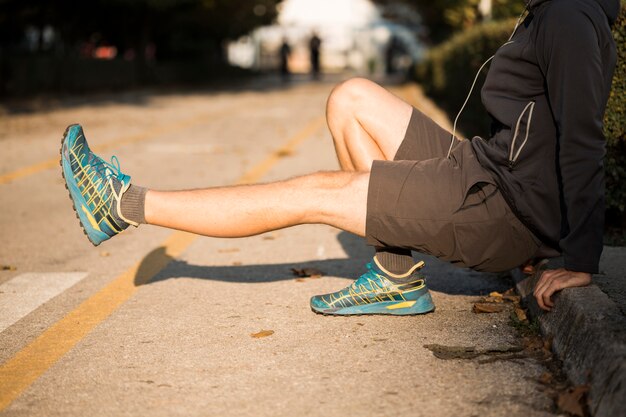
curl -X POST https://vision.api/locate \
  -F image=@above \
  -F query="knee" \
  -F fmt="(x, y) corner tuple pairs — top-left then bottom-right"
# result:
(326, 77), (375, 120)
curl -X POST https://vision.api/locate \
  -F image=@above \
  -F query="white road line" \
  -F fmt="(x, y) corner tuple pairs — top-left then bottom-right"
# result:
(0, 273), (87, 332)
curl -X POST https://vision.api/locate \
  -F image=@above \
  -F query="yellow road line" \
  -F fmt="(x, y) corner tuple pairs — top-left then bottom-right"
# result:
(0, 115), (325, 411)
(0, 107), (235, 186)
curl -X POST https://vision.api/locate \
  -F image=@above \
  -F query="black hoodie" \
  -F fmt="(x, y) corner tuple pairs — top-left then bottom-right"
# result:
(471, 0), (620, 273)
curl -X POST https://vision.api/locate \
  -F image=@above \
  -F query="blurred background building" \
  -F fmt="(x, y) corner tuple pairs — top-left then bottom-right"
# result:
(227, 0), (426, 76)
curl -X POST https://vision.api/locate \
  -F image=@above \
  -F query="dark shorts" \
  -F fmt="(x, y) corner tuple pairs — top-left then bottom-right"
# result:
(366, 108), (541, 273)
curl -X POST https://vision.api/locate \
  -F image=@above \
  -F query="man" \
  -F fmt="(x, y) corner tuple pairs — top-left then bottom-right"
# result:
(309, 32), (322, 80)
(279, 38), (291, 82)
(60, 0), (619, 315)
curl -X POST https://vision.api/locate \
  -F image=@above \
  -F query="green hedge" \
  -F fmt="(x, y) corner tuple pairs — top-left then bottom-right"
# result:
(605, 6), (626, 214)
(415, 18), (517, 136)
(416, 7), (626, 217)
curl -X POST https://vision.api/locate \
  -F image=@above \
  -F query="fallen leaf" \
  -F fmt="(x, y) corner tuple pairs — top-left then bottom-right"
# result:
(1, 265), (17, 271)
(524, 336), (544, 351)
(483, 296), (505, 303)
(543, 337), (553, 354)
(514, 306), (528, 322)
(295, 278), (306, 283)
(424, 344), (524, 361)
(557, 385), (589, 417)
(503, 288), (516, 296)
(276, 149), (293, 157)
(232, 261), (242, 266)
(251, 330), (274, 339)
(503, 294), (522, 303)
(100, 251), (110, 257)
(424, 344), (480, 360)
(473, 303), (506, 313)
(538, 372), (553, 385)
(291, 267), (324, 278)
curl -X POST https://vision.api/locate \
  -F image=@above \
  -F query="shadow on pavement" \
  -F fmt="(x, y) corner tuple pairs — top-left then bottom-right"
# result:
(134, 231), (513, 296)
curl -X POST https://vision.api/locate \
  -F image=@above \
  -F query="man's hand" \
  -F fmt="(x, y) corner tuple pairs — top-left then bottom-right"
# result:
(533, 268), (592, 311)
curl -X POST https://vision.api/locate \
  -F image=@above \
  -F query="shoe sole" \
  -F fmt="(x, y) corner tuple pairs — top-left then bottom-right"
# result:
(59, 124), (108, 246)
(311, 292), (436, 316)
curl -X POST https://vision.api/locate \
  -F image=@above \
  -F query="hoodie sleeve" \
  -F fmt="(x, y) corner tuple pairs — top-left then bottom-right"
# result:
(536, 7), (606, 274)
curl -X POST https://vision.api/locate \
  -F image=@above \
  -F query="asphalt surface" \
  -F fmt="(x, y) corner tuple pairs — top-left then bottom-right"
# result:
(0, 76), (561, 417)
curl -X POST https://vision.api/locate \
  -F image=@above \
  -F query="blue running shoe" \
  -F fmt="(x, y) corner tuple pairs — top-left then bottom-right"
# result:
(60, 124), (137, 246)
(310, 257), (435, 316)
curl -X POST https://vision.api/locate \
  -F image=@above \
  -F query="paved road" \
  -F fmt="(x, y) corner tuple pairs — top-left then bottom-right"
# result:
(0, 77), (558, 416)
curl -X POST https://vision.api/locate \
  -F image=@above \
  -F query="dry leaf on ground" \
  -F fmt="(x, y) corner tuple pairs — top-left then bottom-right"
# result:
(542, 338), (553, 357)
(276, 149), (293, 157)
(479, 288), (520, 305)
(1, 265), (17, 271)
(423, 344), (480, 360)
(514, 306), (528, 321)
(557, 385), (589, 417)
(483, 296), (505, 303)
(423, 344), (524, 361)
(473, 302), (506, 313)
(538, 372), (553, 385)
(503, 294), (522, 303)
(251, 330), (274, 339)
(291, 267), (324, 278)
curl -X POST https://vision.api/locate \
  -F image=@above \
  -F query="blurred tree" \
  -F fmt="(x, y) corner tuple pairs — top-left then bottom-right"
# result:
(0, 0), (282, 94)
(0, 0), (282, 58)
(373, 0), (525, 43)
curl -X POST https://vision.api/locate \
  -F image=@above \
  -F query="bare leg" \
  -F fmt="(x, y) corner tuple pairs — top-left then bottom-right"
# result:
(145, 171), (369, 238)
(326, 78), (413, 171)
(141, 78), (410, 240)
(325, 78), (418, 273)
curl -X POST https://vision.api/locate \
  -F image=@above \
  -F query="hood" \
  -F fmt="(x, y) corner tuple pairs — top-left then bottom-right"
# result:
(595, 0), (621, 24)
(528, 0), (621, 24)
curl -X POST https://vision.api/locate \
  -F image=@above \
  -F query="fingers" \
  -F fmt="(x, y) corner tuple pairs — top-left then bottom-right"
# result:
(534, 269), (564, 311)
(533, 269), (592, 311)
(541, 276), (567, 309)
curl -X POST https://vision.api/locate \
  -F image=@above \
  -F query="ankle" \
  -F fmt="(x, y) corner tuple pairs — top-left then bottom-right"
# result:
(374, 248), (414, 275)
(120, 184), (147, 225)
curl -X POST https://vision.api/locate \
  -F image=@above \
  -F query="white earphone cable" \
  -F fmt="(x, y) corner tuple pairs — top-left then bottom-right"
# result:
(445, 2), (532, 159)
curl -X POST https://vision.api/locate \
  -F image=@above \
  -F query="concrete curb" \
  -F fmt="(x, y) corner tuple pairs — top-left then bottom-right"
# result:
(512, 260), (626, 417)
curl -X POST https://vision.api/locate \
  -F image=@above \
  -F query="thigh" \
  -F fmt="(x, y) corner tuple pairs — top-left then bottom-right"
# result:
(365, 140), (540, 272)
(394, 107), (455, 162)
